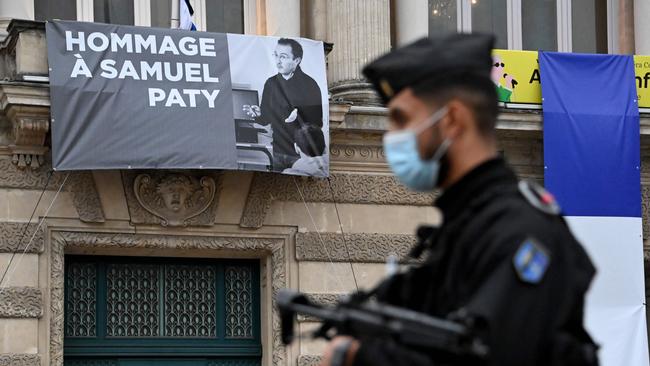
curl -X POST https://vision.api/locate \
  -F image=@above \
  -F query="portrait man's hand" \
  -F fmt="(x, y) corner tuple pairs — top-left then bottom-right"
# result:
(285, 108), (298, 123)
(243, 104), (261, 118)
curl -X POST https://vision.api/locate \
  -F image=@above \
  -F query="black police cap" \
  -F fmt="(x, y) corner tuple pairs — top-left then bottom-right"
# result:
(362, 33), (495, 104)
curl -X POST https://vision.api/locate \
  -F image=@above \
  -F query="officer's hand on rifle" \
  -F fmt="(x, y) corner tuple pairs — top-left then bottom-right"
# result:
(320, 336), (360, 366)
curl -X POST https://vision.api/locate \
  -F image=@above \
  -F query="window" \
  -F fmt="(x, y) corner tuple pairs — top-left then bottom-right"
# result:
(34, 0), (76, 21)
(151, 0), (172, 28)
(521, 0), (557, 51)
(32, 0), (249, 34)
(93, 0), (134, 25)
(206, 0), (245, 34)
(471, 0), (507, 49)
(428, 0), (611, 53)
(571, 0), (608, 53)
(428, 0), (457, 35)
(64, 256), (262, 365)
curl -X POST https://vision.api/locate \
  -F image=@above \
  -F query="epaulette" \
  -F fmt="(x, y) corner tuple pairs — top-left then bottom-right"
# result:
(518, 180), (561, 215)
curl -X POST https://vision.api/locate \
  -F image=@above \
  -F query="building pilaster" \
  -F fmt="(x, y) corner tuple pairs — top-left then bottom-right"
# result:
(326, 0), (391, 106)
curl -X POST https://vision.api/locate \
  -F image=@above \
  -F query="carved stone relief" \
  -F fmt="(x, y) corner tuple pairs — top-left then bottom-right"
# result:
(0, 354), (40, 366)
(0, 222), (43, 253)
(0, 158), (65, 190)
(50, 231), (288, 366)
(295, 232), (417, 263)
(0, 159), (105, 223)
(298, 355), (322, 366)
(241, 172), (434, 228)
(67, 171), (105, 223)
(122, 171), (221, 226)
(0, 287), (42, 318)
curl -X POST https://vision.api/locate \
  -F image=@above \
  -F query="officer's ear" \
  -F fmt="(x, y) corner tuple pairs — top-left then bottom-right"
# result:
(440, 99), (467, 140)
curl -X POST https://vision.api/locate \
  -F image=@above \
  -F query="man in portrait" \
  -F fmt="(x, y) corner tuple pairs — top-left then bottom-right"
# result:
(244, 38), (324, 172)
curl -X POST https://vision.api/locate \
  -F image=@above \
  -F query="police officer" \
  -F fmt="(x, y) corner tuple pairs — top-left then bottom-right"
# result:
(320, 34), (598, 366)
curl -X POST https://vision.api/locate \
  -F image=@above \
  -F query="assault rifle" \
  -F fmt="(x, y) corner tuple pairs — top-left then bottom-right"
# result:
(277, 289), (489, 363)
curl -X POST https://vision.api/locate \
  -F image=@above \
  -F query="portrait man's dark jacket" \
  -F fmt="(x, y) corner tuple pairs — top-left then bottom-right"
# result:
(256, 66), (323, 160)
(352, 158), (597, 366)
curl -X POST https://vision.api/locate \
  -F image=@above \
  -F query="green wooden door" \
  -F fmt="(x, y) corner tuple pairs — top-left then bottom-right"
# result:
(63, 256), (261, 366)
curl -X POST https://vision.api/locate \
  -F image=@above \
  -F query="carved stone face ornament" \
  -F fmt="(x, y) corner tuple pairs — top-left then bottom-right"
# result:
(134, 173), (216, 226)
(157, 176), (193, 213)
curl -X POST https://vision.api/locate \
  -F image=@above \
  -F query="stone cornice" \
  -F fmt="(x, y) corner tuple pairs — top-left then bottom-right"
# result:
(0, 287), (42, 318)
(0, 82), (50, 110)
(295, 232), (417, 263)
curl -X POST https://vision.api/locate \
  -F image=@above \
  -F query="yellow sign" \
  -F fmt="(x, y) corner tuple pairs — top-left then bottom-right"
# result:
(491, 50), (650, 108)
(492, 50), (541, 105)
(634, 56), (650, 108)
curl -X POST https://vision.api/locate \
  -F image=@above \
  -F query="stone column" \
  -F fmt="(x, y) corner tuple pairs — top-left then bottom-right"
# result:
(327, 0), (391, 106)
(305, 0), (327, 41)
(634, 0), (650, 55)
(265, 0), (300, 36)
(395, 0), (428, 46)
(617, 0), (635, 54)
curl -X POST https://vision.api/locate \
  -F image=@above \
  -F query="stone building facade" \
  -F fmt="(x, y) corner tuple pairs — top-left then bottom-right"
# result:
(0, 0), (648, 365)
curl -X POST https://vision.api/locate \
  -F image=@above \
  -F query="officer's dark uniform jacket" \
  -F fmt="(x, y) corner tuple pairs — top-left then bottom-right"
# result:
(352, 158), (597, 366)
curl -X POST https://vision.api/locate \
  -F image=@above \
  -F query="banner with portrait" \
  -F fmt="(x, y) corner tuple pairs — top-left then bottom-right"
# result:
(47, 20), (329, 177)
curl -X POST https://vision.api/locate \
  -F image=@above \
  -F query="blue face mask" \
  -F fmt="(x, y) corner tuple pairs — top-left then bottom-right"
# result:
(383, 107), (451, 192)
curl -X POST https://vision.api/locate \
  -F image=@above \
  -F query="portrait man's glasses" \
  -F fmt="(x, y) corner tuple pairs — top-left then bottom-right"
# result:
(273, 52), (291, 62)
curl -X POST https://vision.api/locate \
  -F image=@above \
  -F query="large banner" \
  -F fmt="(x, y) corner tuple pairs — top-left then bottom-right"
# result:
(47, 21), (329, 177)
(541, 52), (649, 366)
(493, 49), (650, 109)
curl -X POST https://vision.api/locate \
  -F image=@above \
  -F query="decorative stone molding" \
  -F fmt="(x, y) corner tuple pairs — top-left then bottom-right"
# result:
(305, 292), (342, 307)
(50, 231), (288, 366)
(240, 173), (434, 228)
(6, 105), (50, 170)
(0, 287), (42, 318)
(298, 355), (322, 366)
(123, 171), (222, 227)
(295, 232), (417, 263)
(0, 222), (43, 253)
(0, 354), (40, 366)
(67, 171), (105, 223)
(0, 158), (67, 190)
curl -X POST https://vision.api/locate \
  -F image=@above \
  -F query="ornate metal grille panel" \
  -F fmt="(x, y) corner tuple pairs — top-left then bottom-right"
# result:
(65, 262), (97, 337)
(106, 263), (160, 337)
(64, 360), (118, 366)
(224, 266), (253, 338)
(207, 360), (260, 366)
(64, 256), (260, 364)
(164, 264), (217, 337)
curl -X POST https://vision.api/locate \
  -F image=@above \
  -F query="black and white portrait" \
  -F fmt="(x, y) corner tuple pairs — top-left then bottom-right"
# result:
(227, 34), (329, 177)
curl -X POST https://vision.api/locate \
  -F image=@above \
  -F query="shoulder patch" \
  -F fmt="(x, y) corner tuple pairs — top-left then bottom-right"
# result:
(513, 238), (550, 284)
(518, 180), (561, 215)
